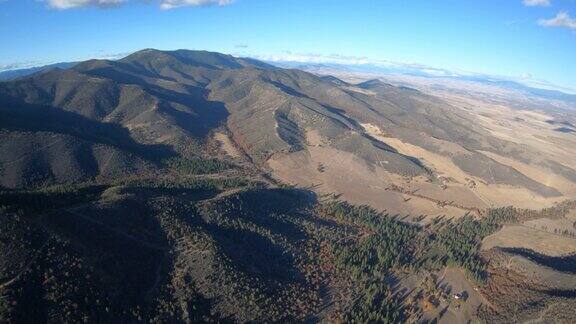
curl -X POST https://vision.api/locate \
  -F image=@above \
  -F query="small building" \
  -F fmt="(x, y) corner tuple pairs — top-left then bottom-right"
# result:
(453, 291), (468, 301)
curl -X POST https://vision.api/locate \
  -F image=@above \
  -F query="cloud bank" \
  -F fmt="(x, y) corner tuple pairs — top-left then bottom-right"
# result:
(46, 0), (234, 10)
(246, 50), (576, 94)
(160, 0), (234, 10)
(47, 0), (127, 9)
(251, 52), (462, 77)
(0, 61), (47, 72)
(539, 11), (576, 30)
(522, 0), (550, 7)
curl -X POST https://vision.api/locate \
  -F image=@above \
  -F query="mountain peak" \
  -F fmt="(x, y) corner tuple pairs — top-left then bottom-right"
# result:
(120, 48), (273, 70)
(357, 78), (394, 89)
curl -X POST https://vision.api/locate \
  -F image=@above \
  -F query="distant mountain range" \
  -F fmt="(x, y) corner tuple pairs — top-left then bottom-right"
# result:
(1, 48), (573, 194)
(0, 62), (78, 81)
(456, 75), (576, 103)
(273, 61), (576, 104)
(3, 58), (575, 103)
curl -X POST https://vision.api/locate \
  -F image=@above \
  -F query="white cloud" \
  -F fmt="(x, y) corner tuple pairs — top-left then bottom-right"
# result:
(45, 0), (235, 9)
(250, 52), (462, 77)
(256, 52), (374, 65)
(522, 0), (550, 7)
(0, 61), (47, 72)
(96, 51), (132, 59)
(538, 11), (576, 30)
(47, 0), (127, 9)
(160, 0), (233, 10)
(249, 51), (576, 94)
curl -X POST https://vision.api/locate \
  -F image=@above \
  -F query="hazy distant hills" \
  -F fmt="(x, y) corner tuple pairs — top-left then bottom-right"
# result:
(457, 76), (576, 104)
(0, 62), (78, 81)
(5, 55), (574, 102)
(275, 61), (576, 104)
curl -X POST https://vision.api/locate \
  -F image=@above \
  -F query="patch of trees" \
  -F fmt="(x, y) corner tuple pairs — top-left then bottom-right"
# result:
(324, 202), (421, 277)
(145, 188), (326, 322)
(526, 201), (576, 219)
(321, 202), (422, 322)
(432, 216), (499, 283)
(163, 157), (233, 175)
(425, 207), (521, 282)
(319, 202), (524, 320)
(115, 176), (253, 192)
(484, 207), (519, 225)
(0, 183), (108, 215)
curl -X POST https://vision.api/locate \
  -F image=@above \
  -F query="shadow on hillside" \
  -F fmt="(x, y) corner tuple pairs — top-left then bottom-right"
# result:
(195, 188), (318, 286)
(43, 199), (170, 311)
(501, 247), (576, 274)
(0, 100), (176, 162)
(80, 65), (230, 139)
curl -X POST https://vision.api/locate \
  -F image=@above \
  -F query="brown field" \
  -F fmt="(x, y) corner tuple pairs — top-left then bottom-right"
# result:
(269, 145), (467, 218)
(482, 225), (576, 256)
(505, 254), (576, 290)
(214, 132), (244, 160)
(269, 92), (576, 219)
(436, 268), (485, 324)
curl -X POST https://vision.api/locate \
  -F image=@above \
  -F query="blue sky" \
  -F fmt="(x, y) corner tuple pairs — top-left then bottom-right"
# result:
(1, 0), (575, 91)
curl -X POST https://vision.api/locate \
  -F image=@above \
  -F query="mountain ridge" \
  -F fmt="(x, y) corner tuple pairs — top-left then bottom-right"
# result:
(0, 49), (571, 202)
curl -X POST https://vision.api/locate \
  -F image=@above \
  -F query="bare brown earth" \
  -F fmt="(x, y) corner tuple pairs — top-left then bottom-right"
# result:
(289, 69), (576, 208)
(269, 131), (468, 219)
(214, 132), (244, 160)
(436, 268), (486, 324)
(478, 249), (576, 323)
(262, 69), (575, 222)
(362, 109), (575, 209)
(503, 253), (576, 290)
(482, 225), (576, 256)
(397, 268), (486, 324)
